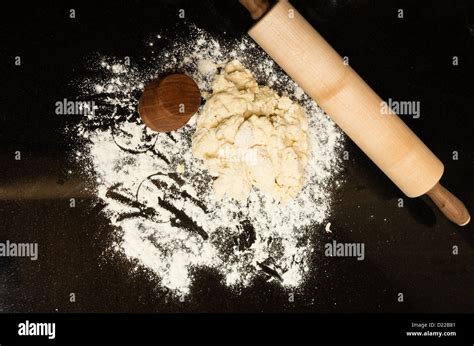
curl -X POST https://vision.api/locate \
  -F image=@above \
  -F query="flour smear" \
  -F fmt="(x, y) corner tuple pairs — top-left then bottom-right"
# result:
(72, 24), (344, 295)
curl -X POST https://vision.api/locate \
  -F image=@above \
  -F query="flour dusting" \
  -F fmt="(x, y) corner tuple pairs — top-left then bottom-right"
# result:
(72, 25), (344, 295)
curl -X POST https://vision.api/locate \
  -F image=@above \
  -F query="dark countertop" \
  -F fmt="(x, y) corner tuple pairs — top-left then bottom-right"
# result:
(0, 0), (473, 313)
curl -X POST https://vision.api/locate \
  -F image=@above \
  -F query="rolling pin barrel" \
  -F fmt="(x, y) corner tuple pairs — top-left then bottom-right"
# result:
(243, 0), (470, 226)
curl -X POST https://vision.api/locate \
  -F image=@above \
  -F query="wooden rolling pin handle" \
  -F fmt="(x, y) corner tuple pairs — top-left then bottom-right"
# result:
(239, 0), (270, 20)
(426, 182), (470, 226)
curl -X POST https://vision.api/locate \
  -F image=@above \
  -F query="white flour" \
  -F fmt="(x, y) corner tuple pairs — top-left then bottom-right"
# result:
(73, 25), (344, 295)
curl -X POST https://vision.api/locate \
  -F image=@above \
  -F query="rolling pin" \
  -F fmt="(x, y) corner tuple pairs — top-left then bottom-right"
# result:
(240, 0), (470, 226)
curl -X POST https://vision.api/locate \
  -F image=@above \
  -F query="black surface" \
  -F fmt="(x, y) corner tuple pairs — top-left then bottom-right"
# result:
(1, 0), (473, 314)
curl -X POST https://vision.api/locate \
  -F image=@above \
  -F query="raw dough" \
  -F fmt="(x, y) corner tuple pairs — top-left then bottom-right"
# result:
(192, 60), (309, 202)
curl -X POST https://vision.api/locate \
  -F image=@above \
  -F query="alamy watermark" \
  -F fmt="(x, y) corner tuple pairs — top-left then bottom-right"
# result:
(55, 98), (96, 116)
(18, 320), (55, 340)
(217, 147), (258, 166)
(325, 240), (365, 261)
(0, 240), (38, 260)
(381, 98), (420, 119)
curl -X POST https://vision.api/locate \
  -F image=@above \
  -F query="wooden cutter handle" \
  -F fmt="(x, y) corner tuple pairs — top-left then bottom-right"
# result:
(426, 182), (470, 226)
(239, 0), (270, 20)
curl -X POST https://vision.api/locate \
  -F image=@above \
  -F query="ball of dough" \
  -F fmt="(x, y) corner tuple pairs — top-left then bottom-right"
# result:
(192, 60), (309, 202)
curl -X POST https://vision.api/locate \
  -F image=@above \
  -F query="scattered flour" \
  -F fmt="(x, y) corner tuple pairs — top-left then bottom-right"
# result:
(325, 222), (333, 233)
(72, 24), (344, 295)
